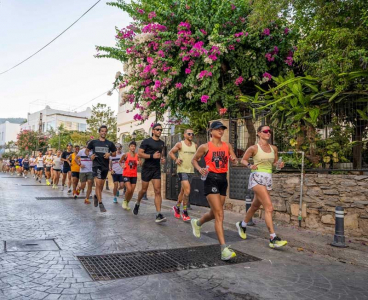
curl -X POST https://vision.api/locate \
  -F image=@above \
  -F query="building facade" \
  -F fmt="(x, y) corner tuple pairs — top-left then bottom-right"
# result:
(21, 106), (92, 133)
(0, 121), (21, 155)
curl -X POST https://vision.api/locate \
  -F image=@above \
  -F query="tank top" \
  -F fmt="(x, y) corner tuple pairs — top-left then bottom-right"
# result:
(45, 155), (53, 167)
(252, 144), (275, 174)
(23, 159), (29, 168)
(36, 157), (44, 168)
(204, 141), (229, 173)
(177, 141), (196, 173)
(123, 152), (138, 177)
(53, 156), (62, 170)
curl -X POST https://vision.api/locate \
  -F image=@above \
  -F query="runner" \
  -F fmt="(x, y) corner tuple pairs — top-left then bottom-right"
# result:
(30, 155), (36, 177)
(119, 141), (140, 210)
(76, 141), (94, 204)
(22, 155), (30, 178)
(35, 152), (44, 183)
(135, 123), (166, 223)
(190, 121), (238, 261)
(168, 128), (197, 222)
(0, 158), (3, 173)
(9, 156), (15, 175)
(70, 145), (81, 199)
(61, 144), (73, 192)
(109, 143), (124, 204)
(237, 125), (288, 249)
(52, 150), (62, 189)
(17, 156), (23, 176)
(44, 150), (53, 186)
(86, 125), (117, 213)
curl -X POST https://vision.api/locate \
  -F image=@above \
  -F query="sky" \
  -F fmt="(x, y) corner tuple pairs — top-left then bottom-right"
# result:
(0, 0), (131, 118)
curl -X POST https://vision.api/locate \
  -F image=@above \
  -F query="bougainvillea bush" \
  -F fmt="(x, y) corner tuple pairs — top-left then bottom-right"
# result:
(97, 0), (295, 122)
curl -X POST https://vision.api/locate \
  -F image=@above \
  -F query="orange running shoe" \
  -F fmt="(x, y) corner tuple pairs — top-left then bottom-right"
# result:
(84, 198), (91, 204)
(181, 211), (191, 222)
(76, 188), (81, 195)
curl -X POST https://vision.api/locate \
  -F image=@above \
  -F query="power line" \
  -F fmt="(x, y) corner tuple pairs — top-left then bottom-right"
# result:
(0, 0), (101, 76)
(73, 89), (112, 110)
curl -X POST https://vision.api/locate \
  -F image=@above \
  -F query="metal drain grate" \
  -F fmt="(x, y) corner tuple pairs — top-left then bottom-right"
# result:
(202, 229), (253, 243)
(78, 244), (260, 281)
(36, 197), (85, 200)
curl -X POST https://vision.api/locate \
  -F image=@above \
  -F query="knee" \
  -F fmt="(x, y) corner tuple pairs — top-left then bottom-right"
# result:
(213, 210), (224, 221)
(154, 188), (161, 196)
(251, 203), (261, 211)
(264, 204), (274, 213)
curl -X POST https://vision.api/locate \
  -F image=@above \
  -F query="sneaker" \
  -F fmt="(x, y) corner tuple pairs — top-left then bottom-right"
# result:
(191, 219), (201, 238)
(84, 198), (91, 204)
(221, 246), (237, 261)
(236, 221), (247, 240)
(133, 203), (140, 215)
(35, 176), (38, 181)
(39, 180), (41, 183)
(94, 195), (98, 207)
(62, 185), (65, 191)
(181, 211), (191, 222)
(155, 213), (167, 223)
(99, 203), (106, 212)
(116, 190), (119, 197)
(54, 185), (58, 189)
(172, 206), (181, 219)
(122, 200), (129, 210)
(74, 194), (78, 200)
(269, 236), (288, 249)
(46, 179), (50, 186)
(67, 189), (72, 194)
(76, 188), (80, 196)
(113, 197), (118, 203)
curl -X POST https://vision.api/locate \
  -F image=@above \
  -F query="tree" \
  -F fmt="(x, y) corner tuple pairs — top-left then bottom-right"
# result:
(16, 130), (48, 153)
(86, 103), (117, 141)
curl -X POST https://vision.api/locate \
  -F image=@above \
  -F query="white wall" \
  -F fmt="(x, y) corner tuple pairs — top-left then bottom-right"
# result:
(0, 121), (21, 153)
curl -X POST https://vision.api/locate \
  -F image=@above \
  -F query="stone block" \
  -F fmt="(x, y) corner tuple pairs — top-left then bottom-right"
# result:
(307, 208), (320, 215)
(345, 213), (359, 229)
(274, 212), (291, 223)
(315, 178), (327, 184)
(339, 196), (354, 203)
(340, 180), (357, 187)
(354, 175), (368, 181)
(272, 198), (286, 212)
(307, 187), (322, 197)
(323, 190), (339, 195)
(290, 203), (307, 218)
(321, 214), (335, 225)
(285, 177), (300, 185)
(305, 214), (319, 229)
(359, 218), (368, 233)
(303, 196), (318, 203)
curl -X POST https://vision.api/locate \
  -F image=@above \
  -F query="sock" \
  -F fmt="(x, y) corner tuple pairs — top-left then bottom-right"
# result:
(270, 233), (276, 240)
(221, 244), (227, 251)
(183, 205), (187, 211)
(176, 202), (181, 208)
(135, 202), (140, 206)
(241, 221), (247, 227)
(196, 220), (202, 226)
(156, 211), (161, 217)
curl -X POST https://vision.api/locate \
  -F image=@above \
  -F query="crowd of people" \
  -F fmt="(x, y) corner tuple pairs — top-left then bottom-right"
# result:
(0, 122), (287, 260)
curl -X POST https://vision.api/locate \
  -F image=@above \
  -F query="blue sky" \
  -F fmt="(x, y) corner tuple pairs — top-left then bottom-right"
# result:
(0, 0), (131, 118)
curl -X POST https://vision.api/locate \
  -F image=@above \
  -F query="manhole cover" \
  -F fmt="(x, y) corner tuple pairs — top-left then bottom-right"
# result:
(36, 197), (85, 200)
(5, 239), (60, 252)
(78, 244), (260, 281)
(202, 229), (252, 242)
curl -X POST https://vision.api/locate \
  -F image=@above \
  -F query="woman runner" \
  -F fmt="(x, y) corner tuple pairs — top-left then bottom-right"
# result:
(52, 150), (62, 189)
(22, 155), (30, 178)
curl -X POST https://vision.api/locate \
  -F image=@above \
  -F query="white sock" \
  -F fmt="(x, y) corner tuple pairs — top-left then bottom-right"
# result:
(241, 221), (247, 227)
(270, 233), (276, 240)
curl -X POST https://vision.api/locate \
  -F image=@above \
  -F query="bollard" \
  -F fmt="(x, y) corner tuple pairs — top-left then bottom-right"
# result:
(105, 181), (109, 191)
(245, 198), (255, 226)
(331, 206), (348, 248)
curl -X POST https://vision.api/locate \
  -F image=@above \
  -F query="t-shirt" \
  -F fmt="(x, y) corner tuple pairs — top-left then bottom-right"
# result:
(140, 137), (165, 169)
(45, 155), (53, 167)
(77, 149), (93, 173)
(109, 153), (124, 175)
(18, 159), (23, 166)
(70, 153), (80, 172)
(53, 156), (62, 170)
(9, 159), (15, 166)
(87, 139), (117, 170)
(22, 159), (29, 168)
(36, 157), (44, 168)
(30, 158), (36, 166)
(61, 151), (73, 168)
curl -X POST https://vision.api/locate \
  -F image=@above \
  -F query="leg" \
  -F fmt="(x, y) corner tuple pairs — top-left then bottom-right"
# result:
(244, 194), (262, 222)
(95, 179), (105, 204)
(67, 171), (72, 188)
(177, 187), (184, 206)
(137, 181), (149, 204)
(250, 185), (275, 234)
(181, 180), (191, 211)
(113, 182), (118, 197)
(125, 183), (136, 202)
(86, 179), (93, 199)
(152, 179), (162, 212)
(62, 172), (67, 186)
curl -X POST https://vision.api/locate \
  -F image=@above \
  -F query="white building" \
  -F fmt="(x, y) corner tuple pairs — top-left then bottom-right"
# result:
(0, 121), (21, 155)
(21, 106), (92, 133)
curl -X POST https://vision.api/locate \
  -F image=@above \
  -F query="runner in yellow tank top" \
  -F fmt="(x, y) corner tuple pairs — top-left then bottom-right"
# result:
(168, 128), (197, 222)
(238, 125), (288, 249)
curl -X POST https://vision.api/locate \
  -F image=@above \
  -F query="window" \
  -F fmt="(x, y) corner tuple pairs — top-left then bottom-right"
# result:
(78, 123), (87, 132)
(47, 121), (56, 131)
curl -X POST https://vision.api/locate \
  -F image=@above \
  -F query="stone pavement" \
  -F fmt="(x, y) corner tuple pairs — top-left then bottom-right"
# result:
(1, 174), (368, 300)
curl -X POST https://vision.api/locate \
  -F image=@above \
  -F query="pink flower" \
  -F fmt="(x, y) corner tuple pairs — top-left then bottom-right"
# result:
(182, 56), (190, 61)
(150, 123), (154, 127)
(200, 29), (207, 35)
(273, 46), (279, 54)
(231, 4), (236, 10)
(263, 72), (272, 80)
(235, 76), (244, 86)
(208, 54), (217, 60)
(285, 56), (293, 66)
(185, 68), (191, 74)
(178, 22), (191, 30)
(148, 11), (156, 19)
(188, 60), (195, 67)
(201, 95), (209, 103)
(234, 32), (243, 38)
(236, 38), (241, 43)
(219, 108), (228, 115)
(155, 80), (161, 89)
(193, 41), (204, 49)
(160, 103), (165, 107)
(265, 53), (275, 62)
(175, 83), (183, 89)
(263, 28), (270, 36)
(157, 50), (165, 57)
(137, 8), (145, 14)
(228, 44), (235, 50)
(284, 27), (290, 35)
(147, 57), (154, 64)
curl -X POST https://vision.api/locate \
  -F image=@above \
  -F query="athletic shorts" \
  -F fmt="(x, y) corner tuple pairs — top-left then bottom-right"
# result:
(80, 172), (93, 182)
(141, 167), (161, 182)
(53, 169), (61, 172)
(37, 167), (44, 171)
(24, 167), (30, 171)
(204, 172), (228, 196)
(248, 172), (272, 191)
(30, 166), (35, 169)
(71, 172), (80, 179)
(178, 172), (194, 183)
(123, 176), (137, 184)
(46, 166), (51, 172)
(92, 167), (108, 180)
(112, 173), (124, 183)
(63, 165), (71, 173)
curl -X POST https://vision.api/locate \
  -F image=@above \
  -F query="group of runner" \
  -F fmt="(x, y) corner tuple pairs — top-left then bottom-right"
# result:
(0, 121), (287, 261)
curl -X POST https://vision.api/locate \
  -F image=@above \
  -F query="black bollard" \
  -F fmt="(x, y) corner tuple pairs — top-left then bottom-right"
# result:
(246, 198), (255, 226)
(105, 180), (109, 191)
(331, 206), (348, 248)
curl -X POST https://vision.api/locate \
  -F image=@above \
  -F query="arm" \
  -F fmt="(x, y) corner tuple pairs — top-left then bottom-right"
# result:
(168, 142), (182, 165)
(241, 146), (258, 170)
(191, 144), (208, 175)
(138, 148), (152, 159)
(271, 145), (284, 168)
(119, 154), (127, 164)
(109, 158), (112, 171)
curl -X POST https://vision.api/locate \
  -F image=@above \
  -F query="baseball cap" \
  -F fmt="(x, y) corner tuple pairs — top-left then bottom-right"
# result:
(210, 121), (227, 130)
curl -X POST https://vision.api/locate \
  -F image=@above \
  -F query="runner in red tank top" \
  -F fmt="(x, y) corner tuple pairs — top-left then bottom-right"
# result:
(119, 141), (141, 211)
(191, 121), (239, 261)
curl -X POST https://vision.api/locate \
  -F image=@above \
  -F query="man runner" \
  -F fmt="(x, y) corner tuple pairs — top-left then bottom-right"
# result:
(109, 143), (124, 203)
(76, 141), (94, 204)
(135, 123), (166, 223)
(86, 125), (117, 213)
(61, 144), (73, 192)
(190, 121), (238, 261)
(71, 145), (81, 199)
(168, 128), (197, 221)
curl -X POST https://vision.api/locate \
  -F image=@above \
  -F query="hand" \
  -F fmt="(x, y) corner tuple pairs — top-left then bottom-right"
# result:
(153, 151), (161, 159)
(175, 158), (182, 165)
(161, 157), (166, 164)
(104, 153), (111, 159)
(91, 154), (96, 161)
(198, 168), (208, 176)
(68, 161), (71, 165)
(279, 162), (285, 169)
(80, 164), (85, 169)
(250, 164), (258, 170)
(230, 156), (238, 165)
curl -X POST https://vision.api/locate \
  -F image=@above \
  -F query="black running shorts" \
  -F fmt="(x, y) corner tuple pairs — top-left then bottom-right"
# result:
(93, 167), (108, 180)
(112, 174), (124, 183)
(123, 176), (137, 184)
(204, 172), (228, 196)
(63, 165), (71, 173)
(141, 167), (161, 182)
(71, 172), (80, 179)
(46, 167), (51, 172)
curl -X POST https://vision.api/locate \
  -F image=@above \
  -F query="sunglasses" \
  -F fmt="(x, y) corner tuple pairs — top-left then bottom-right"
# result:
(187, 133), (194, 136)
(261, 130), (272, 134)
(155, 128), (163, 132)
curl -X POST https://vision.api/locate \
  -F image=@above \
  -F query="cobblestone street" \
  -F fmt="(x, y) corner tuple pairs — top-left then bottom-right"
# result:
(1, 174), (368, 300)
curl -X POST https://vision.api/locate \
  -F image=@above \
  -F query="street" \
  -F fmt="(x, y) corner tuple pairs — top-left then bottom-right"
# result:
(1, 174), (368, 300)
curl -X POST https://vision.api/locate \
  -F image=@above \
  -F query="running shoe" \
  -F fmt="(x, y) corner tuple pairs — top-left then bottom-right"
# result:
(172, 206), (181, 219)
(113, 197), (118, 203)
(54, 185), (58, 189)
(133, 203), (140, 215)
(46, 179), (50, 186)
(181, 211), (191, 222)
(67, 189), (72, 194)
(221, 246), (237, 261)
(62, 185), (65, 191)
(155, 214), (167, 223)
(116, 190), (119, 197)
(39, 180), (41, 183)
(122, 200), (130, 211)
(74, 194), (78, 200)
(35, 176), (38, 181)
(76, 188), (80, 195)
(190, 219), (201, 238)
(269, 236), (288, 249)
(99, 203), (106, 212)
(84, 198), (91, 204)
(94, 195), (98, 207)
(236, 221), (247, 240)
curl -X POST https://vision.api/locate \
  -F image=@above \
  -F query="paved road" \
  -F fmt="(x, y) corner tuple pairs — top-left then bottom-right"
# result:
(0, 174), (368, 300)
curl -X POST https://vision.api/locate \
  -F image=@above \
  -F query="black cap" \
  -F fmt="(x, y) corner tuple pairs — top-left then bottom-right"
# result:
(210, 121), (227, 130)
